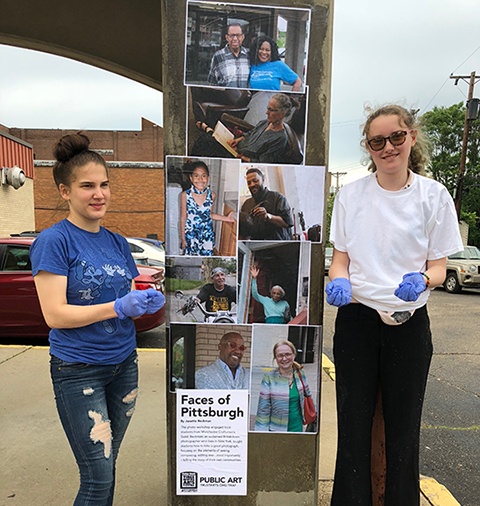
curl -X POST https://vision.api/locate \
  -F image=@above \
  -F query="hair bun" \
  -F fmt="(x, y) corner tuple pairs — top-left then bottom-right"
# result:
(53, 132), (90, 162)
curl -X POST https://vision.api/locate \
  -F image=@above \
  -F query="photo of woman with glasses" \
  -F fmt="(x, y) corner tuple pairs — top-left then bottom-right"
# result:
(254, 339), (314, 432)
(326, 105), (462, 504)
(192, 93), (296, 164)
(248, 35), (302, 92)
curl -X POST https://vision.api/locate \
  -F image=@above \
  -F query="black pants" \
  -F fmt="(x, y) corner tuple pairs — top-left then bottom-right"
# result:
(331, 304), (432, 506)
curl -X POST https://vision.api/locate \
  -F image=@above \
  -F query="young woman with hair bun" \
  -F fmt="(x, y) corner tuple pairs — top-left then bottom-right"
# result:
(30, 132), (164, 505)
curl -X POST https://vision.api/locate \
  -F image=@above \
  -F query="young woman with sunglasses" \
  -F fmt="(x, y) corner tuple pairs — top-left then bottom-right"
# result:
(326, 105), (462, 505)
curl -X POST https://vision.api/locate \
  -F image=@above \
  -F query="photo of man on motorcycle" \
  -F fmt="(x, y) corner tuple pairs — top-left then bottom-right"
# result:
(174, 266), (237, 324)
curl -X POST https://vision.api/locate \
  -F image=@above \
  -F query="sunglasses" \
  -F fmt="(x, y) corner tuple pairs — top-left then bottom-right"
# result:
(367, 130), (411, 151)
(224, 341), (246, 352)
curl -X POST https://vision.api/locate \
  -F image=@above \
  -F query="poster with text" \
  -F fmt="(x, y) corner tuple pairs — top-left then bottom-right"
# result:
(176, 389), (249, 495)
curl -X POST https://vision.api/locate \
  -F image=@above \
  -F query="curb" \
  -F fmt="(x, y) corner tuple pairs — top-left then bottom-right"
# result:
(320, 354), (460, 506)
(321, 353), (335, 381)
(420, 477), (461, 506)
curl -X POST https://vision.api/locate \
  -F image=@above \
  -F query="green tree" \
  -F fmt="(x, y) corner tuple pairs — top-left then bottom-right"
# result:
(324, 193), (335, 247)
(421, 102), (480, 246)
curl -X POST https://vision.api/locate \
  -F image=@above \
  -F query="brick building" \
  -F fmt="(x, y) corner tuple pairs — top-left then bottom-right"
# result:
(7, 118), (165, 240)
(0, 129), (35, 237)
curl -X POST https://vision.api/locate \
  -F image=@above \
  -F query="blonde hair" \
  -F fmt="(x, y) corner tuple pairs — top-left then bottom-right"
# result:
(272, 339), (302, 370)
(362, 104), (430, 175)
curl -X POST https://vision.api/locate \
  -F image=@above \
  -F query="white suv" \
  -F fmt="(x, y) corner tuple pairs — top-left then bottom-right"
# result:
(444, 246), (480, 293)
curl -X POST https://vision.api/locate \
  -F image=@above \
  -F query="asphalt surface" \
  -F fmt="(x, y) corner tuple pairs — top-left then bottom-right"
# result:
(421, 288), (480, 506)
(2, 286), (475, 504)
(1, 344), (435, 506)
(323, 285), (480, 506)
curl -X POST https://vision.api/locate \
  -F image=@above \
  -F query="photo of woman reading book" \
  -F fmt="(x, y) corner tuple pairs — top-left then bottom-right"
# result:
(191, 93), (297, 164)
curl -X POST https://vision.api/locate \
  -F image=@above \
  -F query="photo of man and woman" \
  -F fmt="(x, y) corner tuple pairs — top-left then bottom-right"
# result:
(184, 1), (310, 93)
(168, 322), (321, 436)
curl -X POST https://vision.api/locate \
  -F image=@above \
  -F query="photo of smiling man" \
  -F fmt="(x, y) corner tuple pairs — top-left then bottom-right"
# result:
(239, 167), (293, 241)
(207, 22), (250, 88)
(195, 330), (250, 390)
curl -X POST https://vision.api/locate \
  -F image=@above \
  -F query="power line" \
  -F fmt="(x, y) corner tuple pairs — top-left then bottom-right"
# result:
(330, 118), (363, 128)
(330, 172), (347, 194)
(421, 45), (480, 113)
(451, 45), (480, 74)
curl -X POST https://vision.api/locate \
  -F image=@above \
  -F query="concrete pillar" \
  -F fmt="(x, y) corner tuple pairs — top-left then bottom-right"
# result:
(161, 1), (333, 504)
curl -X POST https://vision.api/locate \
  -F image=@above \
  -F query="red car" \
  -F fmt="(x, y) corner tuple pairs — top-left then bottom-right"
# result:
(0, 237), (165, 338)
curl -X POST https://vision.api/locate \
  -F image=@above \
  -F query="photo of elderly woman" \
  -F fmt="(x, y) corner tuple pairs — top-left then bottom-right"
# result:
(191, 92), (303, 164)
(249, 325), (321, 433)
(250, 265), (291, 324)
(249, 35), (302, 92)
(165, 156), (240, 257)
(189, 89), (306, 165)
(237, 240), (311, 325)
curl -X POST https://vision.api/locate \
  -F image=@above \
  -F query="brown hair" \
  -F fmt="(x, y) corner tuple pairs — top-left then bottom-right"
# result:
(362, 104), (430, 175)
(52, 132), (108, 187)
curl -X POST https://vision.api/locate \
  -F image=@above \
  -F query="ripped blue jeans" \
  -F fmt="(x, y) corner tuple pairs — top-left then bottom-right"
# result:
(50, 350), (138, 506)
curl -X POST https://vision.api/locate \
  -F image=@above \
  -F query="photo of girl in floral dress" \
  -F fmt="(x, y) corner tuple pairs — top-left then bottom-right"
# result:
(180, 161), (235, 256)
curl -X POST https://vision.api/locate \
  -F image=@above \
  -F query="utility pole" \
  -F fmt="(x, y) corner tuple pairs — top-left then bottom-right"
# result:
(330, 171), (346, 194)
(450, 71), (480, 218)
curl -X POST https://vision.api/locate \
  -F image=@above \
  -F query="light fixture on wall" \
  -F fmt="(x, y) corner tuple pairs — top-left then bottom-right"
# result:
(1, 166), (26, 190)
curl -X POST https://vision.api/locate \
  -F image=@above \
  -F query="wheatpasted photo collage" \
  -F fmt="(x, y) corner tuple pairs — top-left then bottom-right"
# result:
(166, 1), (325, 436)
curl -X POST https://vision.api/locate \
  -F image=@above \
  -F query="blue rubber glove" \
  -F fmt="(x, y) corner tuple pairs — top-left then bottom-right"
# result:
(325, 277), (352, 307)
(114, 290), (151, 320)
(145, 289), (165, 314)
(394, 272), (427, 302)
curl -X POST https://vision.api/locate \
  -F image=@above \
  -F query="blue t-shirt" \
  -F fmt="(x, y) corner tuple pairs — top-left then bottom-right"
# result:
(249, 60), (299, 90)
(30, 219), (139, 365)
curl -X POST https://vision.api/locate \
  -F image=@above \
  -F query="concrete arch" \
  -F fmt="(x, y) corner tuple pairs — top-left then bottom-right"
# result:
(0, 0), (163, 90)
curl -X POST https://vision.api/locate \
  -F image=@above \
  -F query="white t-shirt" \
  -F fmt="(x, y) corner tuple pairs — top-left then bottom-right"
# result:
(330, 172), (463, 311)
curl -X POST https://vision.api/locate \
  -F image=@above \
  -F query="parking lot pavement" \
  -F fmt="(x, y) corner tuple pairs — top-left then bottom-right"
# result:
(1, 344), (456, 505)
(0, 346), (168, 506)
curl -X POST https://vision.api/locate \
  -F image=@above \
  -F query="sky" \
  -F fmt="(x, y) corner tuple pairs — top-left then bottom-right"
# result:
(1, 0), (480, 187)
